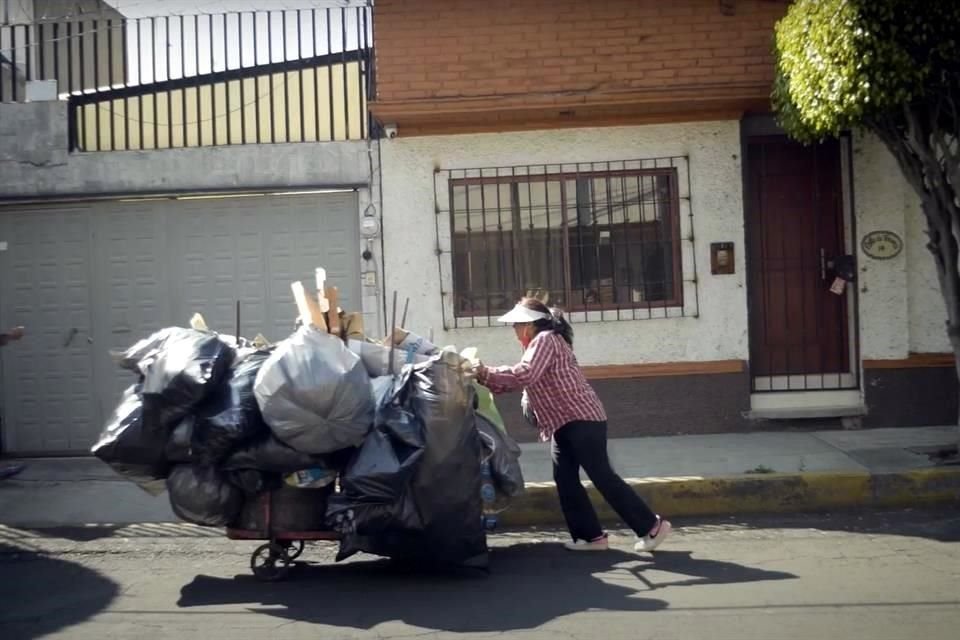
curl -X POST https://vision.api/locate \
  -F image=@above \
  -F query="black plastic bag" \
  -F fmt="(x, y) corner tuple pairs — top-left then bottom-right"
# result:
(191, 351), (270, 464)
(139, 329), (234, 433)
(165, 417), (195, 463)
(330, 354), (488, 566)
(476, 415), (525, 498)
(327, 378), (426, 536)
(225, 469), (283, 495)
(115, 327), (182, 373)
(166, 465), (243, 526)
(91, 384), (168, 494)
(221, 433), (325, 474)
(255, 327), (373, 454)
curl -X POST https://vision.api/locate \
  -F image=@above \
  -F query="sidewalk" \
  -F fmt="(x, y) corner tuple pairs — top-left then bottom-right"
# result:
(1, 426), (958, 528)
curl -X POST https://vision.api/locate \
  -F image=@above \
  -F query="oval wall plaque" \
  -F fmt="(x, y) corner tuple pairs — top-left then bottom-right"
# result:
(861, 230), (903, 260)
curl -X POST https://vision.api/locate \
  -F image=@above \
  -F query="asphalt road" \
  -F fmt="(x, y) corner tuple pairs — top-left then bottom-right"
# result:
(1, 509), (959, 640)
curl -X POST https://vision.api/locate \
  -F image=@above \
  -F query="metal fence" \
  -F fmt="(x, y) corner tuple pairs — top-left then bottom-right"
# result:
(0, 8), (373, 150)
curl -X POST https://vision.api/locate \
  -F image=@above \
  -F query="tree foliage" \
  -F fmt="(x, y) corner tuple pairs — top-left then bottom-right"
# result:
(773, 0), (960, 143)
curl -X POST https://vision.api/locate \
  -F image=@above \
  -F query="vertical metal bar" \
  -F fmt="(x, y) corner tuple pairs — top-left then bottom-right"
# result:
(633, 172), (651, 320)
(760, 144), (775, 386)
(494, 170), (507, 306)
(151, 17), (158, 148)
(605, 166), (620, 318)
(209, 15), (216, 145)
(559, 173), (573, 313)
(526, 175), (535, 299)
(356, 6), (364, 138)
(779, 152), (791, 388)
(614, 168), (633, 320)
(283, 10), (290, 142)
(653, 167), (669, 318)
(53, 22), (61, 95)
(312, 9), (320, 141)
(480, 171), (492, 321)
(195, 16), (201, 146)
(253, 12), (261, 144)
(464, 176), (474, 325)
(107, 19), (115, 150)
(10, 25), (19, 100)
(180, 16), (187, 148)
(79, 20), (87, 96)
(239, 13), (246, 145)
(605, 172), (622, 319)
(66, 20), (74, 96)
(224, 13), (231, 145)
(340, 8), (350, 139)
(92, 20), (100, 150)
(543, 167), (553, 303)
(447, 177), (458, 329)
(326, 8), (334, 140)
(165, 16), (172, 148)
(39, 22), (46, 82)
(138, 19), (145, 149)
(25, 22), (32, 81)
(121, 20), (129, 149)
(298, 10), (305, 142)
(268, 11), (276, 143)
(575, 168), (588, 312)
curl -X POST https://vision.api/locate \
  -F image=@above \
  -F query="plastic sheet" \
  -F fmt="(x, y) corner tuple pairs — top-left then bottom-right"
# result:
(255, 327), (373, 454)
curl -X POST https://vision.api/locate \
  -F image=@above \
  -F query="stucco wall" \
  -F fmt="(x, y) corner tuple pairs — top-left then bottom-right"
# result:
(379, 121), (750, 366)
(853, 132), (950, 359)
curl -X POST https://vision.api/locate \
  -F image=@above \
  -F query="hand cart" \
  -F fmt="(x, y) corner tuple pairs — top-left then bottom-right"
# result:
(225, 484), (339, 581)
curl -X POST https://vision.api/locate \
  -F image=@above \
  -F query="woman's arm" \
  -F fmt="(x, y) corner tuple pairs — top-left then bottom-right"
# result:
(479, 333), (558, 394)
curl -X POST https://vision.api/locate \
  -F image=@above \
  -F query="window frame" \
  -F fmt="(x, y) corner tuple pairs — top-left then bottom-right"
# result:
(447, 167), (685, 319)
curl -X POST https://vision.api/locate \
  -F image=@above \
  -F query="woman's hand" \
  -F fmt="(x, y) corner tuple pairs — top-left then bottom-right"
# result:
(474, 362), (489, 383)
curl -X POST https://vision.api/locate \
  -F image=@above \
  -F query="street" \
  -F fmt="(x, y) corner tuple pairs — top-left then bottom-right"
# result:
(1, 508), (958, 640)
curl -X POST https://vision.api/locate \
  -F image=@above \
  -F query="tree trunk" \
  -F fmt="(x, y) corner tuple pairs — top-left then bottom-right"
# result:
(870, 112), (960, 449)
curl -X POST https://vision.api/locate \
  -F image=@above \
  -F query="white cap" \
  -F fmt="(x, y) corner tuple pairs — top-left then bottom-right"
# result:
(496, 304), (552, 324)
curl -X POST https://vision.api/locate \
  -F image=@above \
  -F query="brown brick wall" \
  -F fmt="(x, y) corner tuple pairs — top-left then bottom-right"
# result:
(373, 0), (787, 105)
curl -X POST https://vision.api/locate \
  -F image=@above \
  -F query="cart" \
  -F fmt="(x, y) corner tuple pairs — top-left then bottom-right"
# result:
(226, 484), (339, 581)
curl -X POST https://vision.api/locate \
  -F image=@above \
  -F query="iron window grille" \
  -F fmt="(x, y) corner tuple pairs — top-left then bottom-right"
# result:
(434, 157), (700, 329)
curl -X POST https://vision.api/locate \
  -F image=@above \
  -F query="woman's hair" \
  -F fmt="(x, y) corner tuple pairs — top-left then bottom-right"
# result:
(518, 297), (574, 346)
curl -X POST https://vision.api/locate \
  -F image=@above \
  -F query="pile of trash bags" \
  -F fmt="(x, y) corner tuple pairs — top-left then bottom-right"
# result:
(92, 323), (524, 566)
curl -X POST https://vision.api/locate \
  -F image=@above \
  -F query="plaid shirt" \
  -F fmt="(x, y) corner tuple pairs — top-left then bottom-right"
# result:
(483, 331), (607, 441)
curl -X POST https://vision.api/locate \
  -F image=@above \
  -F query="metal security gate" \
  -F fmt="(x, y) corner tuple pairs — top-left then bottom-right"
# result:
(0, 191), (360, 455)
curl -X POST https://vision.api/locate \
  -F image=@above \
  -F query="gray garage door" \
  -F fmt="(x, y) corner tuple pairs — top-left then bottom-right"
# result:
(0, 191), (360, 455)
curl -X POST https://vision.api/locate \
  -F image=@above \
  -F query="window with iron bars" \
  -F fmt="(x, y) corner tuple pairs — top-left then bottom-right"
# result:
(436, 158), (697, 328)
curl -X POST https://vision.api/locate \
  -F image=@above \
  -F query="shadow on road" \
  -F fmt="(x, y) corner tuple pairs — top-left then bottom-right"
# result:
(0, 543), (119, 640)
(178, 542), (796, 632)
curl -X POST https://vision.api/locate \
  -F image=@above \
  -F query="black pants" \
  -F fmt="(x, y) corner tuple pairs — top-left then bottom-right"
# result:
(552, 420), (658, 541)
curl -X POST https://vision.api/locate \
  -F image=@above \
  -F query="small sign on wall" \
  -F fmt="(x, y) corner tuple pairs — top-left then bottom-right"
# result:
(861, 230), (903, 260)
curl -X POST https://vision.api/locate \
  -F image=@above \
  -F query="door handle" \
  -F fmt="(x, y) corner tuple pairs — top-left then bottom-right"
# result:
(819, 248), (827, 281)
(63, 328), (79, 348)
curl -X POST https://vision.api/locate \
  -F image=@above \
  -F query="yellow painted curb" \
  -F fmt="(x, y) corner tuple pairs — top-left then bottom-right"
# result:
(500, 468), (960, 528)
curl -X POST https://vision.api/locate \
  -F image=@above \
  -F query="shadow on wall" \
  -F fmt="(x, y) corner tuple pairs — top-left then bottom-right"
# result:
(0, 543), (120, 639)
(178, 542), (796, 632)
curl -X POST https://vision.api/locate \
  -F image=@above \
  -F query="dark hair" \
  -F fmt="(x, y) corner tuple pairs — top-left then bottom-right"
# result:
(519, 297), (574, 346)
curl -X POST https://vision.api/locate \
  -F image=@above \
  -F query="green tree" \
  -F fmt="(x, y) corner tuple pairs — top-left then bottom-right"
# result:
(773, 0), (960, 438)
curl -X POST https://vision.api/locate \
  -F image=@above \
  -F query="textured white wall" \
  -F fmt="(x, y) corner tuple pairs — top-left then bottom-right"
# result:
(379, 121), (750, 367)
(853, 132), (950, 358)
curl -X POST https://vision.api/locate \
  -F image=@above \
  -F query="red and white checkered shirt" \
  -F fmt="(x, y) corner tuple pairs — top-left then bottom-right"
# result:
(482, 331), (607, 441)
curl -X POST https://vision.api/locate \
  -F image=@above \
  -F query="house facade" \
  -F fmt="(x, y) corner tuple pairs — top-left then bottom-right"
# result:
(370, 0), (956, 441)
(0, 3), (382, 456)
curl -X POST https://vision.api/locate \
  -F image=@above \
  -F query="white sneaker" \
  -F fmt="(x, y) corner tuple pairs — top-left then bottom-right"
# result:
(564, 535), (609, 552)
(634, 518), (672, 552)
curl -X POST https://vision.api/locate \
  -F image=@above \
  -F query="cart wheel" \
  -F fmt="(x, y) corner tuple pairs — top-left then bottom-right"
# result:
(251, 543), (292, 582)
(281, 540), (305, 560)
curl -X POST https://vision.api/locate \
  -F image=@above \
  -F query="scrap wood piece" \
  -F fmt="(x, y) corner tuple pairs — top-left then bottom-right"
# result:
(343, 312), (365, 340)
(291, 281), (327, 332)
(189, 313), (209, 332)
(325, 286), (341, 336)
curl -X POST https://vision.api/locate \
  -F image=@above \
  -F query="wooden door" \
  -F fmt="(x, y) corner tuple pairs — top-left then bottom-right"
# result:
(746, 136), (851, 384)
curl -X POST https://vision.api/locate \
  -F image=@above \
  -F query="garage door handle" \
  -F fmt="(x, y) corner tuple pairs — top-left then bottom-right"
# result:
(63, 328), (78, 348)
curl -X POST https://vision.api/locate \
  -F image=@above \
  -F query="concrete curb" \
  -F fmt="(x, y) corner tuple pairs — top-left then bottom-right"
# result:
(500, 468), (960, 528)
